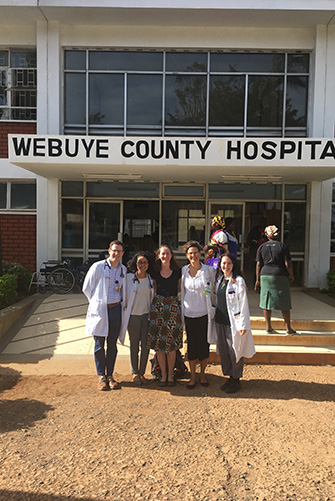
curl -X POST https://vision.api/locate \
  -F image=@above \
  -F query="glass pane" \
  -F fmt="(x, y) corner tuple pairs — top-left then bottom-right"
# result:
(209, 75), (245, 126)
(0, 51), (8, 66)
(89, 202), (120, 251)
(64, 50), (86, 70)
(333, 184), (335, 203)
(10, 50), (36, 68)
(86, 182), (159, 198)
(285, 76), (308, 127)
(62, 181), (83, 197)
(0, 183), (6, 208)
(123, 200), (159, 261)
(331, 240), (335, 254)
(284, 202), (306, 252)
(11, 183), (36, 209)
(166, 52), (207, 72)
(285, 185), (306, 200)
(332, 206), (335, 240)
(162, 201), (206, 250)
(89, 51), (163, 71)
(11, 90), (36, 107)
(247, 76), (283, 127)
(89, 74), (124, 125)
(165, 75), (206, 126)
(62, 199), (84, 249)
(127, 74), (162, 126)
(287, 53), (309, 73)
(64, 73), (86, 124)
(210, 53), (284, 73)
(164, 185), (204, 197)
(209, 184), (282, 200)
(0, 85), (7, 106)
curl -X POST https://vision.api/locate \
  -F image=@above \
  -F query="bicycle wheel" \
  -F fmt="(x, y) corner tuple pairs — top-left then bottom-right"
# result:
(48, 267), (75, 294)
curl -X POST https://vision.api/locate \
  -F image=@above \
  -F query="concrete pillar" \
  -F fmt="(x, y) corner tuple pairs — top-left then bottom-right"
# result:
(36, 20), (61, 265)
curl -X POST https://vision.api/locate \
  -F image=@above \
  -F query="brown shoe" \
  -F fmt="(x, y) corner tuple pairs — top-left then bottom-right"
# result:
(98, 375), (108, 391)
(108, 376), (121, 390)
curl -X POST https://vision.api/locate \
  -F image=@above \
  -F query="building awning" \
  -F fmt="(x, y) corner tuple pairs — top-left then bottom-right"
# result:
(8, 134), (335, 183)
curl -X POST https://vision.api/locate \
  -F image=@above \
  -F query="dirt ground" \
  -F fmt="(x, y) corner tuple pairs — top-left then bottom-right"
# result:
(0, 363), (334, 501)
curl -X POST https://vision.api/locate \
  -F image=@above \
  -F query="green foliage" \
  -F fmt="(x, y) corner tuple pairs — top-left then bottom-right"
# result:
(0, 274), (18, 309)
(0, 261), (32, 309)
(326, 268), (335, 295)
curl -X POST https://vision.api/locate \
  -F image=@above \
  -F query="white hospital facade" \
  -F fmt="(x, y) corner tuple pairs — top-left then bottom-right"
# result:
(1, 1), (335, 288)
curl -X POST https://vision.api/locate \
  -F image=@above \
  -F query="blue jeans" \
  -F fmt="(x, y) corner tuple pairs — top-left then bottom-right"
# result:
(94, 304), (121, 376)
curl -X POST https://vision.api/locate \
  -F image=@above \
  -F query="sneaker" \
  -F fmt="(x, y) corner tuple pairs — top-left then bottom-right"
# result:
(225, 378), (241, 394)
(108, 376), (121, 390)
(98, 375), (108, 391)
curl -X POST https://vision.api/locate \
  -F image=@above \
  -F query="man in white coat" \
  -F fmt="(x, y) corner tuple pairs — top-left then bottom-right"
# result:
(83, 240), (127, 391)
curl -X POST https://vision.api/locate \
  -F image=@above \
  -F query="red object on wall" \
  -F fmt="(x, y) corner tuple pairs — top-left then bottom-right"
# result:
(0, 214), (36, 272)
(0, 121), (36, 158)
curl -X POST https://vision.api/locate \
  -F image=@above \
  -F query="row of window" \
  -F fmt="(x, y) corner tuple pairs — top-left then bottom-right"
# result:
(0, 50), (37, 121)
(0, 181), (36, 210)
(64, 50), (309, 137)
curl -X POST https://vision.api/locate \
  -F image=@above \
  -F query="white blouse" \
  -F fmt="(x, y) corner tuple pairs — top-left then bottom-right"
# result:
(131, 277), (152, 316)
(183, 267), (208, 318)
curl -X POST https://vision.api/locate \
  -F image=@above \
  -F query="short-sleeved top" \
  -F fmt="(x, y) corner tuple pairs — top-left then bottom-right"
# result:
(256, 240), (291, 277)
(153, 268), (181, 297)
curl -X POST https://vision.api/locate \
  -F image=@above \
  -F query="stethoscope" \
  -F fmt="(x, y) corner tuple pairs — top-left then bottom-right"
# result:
(104, 259), (125, 278)
(133, 273), (154, 289)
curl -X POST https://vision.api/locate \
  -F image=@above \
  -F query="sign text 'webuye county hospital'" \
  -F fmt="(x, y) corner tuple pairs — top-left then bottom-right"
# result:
(8, 135), (335, 166)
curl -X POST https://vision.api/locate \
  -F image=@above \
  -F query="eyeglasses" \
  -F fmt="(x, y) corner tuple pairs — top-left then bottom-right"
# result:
(111, 249), (123, 254)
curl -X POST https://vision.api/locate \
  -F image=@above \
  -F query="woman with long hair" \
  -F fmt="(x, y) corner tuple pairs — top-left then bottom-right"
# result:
(214, 253), (255, 393)
(121, 251), (154, 384)
(148, 245), (182, 387)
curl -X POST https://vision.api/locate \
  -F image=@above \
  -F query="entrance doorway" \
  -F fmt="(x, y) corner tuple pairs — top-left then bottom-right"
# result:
(87, 201), (121, 259)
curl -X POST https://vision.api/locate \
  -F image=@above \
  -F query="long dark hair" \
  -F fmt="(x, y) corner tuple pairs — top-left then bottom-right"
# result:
(154, 244), (180, 271)
(214, 252), (244, 284)
(127, 251), (154, 275)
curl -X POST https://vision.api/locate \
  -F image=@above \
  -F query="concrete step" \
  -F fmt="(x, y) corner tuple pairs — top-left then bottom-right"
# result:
(250, 318), (335, 332)
(252, 330), (335, 347)
(209, 344), (335, 366)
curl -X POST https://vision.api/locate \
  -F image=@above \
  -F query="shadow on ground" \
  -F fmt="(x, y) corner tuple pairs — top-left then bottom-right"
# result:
(120, 374), (335, 402)
(0, 398), (54, 433)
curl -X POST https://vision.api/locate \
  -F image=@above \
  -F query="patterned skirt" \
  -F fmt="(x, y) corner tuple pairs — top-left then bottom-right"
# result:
(148, 295), (183, 353)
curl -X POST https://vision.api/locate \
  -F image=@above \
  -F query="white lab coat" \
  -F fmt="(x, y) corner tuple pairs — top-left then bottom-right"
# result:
(82, 259), (127, 342)
(216, 274), (256, 363)
(120, 272), (155, 341)
(180, 263), (217, 344)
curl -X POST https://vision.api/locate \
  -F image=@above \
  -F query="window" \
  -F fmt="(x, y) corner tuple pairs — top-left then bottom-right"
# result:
(0, 49), (37, 121)
(331, 184), (335, 254)
(0, 181), (36, 210)
(64, 50), (309, 138)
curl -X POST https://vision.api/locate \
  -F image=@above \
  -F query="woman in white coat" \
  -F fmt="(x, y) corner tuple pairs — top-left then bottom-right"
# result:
(181, 241), (216, 389)
(121, 252), (154, 384)
(214, 253), (255, 394)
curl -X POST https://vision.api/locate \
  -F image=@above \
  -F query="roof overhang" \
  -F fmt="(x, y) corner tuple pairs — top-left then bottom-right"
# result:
(8, 134), (335, 184)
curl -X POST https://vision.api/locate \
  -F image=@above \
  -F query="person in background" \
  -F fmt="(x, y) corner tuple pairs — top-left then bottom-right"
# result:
(181, 241), (216, 389)
(148, 245), (183, 387)
(214, 253), (255, 394)
(121, 252), (154, 385)
(204, 216), (227, 268)
(83, 240), (127, 391)
(223, 217), (239, 258)
(247, 216), (267, 286)
(255, 225), (297, 335)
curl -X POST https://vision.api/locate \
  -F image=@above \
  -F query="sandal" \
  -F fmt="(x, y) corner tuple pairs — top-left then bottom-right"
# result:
(266, 328), (278, 334)
(287, 329), (299, 335)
